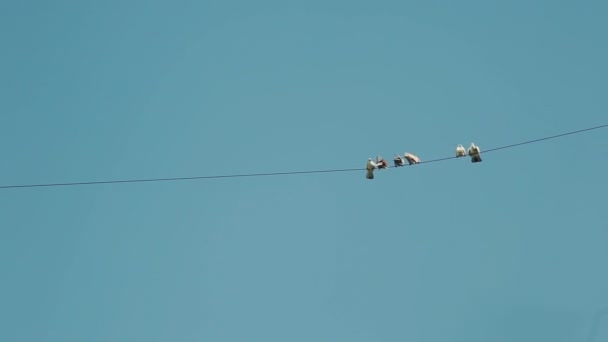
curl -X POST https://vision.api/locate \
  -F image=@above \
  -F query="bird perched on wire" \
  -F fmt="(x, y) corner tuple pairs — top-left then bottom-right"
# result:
(376, 156), (389, 169)
(468, 143), (482, 163)
(393, 155), (405, 167)
(403, 152), (420, 165)
(366, 158), (377, 179)
(455, 144), (466, 157)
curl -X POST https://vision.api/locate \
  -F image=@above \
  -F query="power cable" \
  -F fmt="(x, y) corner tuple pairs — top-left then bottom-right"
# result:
(0, 123), (606, 190)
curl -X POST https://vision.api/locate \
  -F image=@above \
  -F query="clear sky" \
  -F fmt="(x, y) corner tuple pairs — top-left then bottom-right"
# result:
(1, 0), (607, 341)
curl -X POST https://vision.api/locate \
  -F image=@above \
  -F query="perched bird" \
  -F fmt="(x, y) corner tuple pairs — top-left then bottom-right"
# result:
(366, 158), (377, 179)
(456, 144), (466, 157)
(468, 143), (482, 163)
(393, 155), (405, 167)
(403, 152), (420, 165)
(376, 156), (389, 169)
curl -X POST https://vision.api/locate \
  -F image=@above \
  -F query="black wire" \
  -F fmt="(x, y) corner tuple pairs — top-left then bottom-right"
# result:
(1, 123), (606, 190)
(0, 168), (363, 189)
(483, 124), (608, 153)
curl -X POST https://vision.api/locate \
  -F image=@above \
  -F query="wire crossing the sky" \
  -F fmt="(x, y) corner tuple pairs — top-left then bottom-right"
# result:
(1, 123), (606, 190)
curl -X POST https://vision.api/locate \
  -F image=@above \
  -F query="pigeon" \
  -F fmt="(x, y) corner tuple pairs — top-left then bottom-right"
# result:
(468, 143), (482, 163)
(376, 156), (389, 169)
(366, 158), (377, 179)
(403, 152), (420, 165)
(456, 144), (466, 157)
(393, 155), (405, 167)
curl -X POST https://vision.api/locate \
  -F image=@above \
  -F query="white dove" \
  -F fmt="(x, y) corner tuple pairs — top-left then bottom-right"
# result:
(467, 143), (482, 163)
(403, 152), (420, 165)
(366, 158), (377, 179)
(456, 144), (466, 157)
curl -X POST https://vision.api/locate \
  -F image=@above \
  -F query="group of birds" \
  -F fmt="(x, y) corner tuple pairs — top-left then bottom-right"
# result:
(365, 143), (482, 179)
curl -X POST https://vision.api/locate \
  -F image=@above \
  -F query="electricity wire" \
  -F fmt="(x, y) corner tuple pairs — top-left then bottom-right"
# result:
(1, 123), (606, 190)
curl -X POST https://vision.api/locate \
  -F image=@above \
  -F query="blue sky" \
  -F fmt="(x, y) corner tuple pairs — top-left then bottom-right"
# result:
(1, 0), (607, 341)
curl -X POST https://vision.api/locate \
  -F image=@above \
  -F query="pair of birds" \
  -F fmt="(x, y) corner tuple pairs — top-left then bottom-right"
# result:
(366, 143), (482, 179)
(457, 143), (482, 162)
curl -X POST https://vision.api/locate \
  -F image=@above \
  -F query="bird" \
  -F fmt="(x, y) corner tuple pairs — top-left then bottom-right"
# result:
(366, 158), (377, 179)
(467, 143), (482, 163)
(403, 152), (420, 165)
(456, 144), (466, 157)
(393, 155), (405, 167)
(376, 156), (389, 169)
